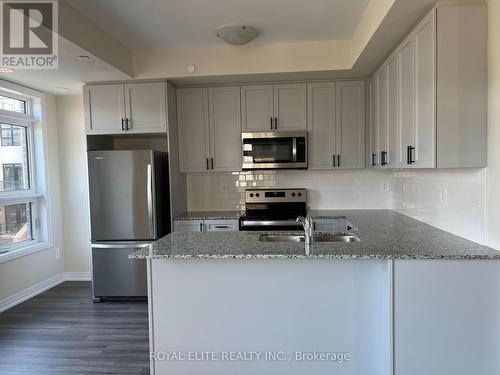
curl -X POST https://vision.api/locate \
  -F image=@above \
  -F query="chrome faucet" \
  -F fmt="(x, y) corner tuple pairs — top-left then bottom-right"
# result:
(296, 215), (313, 245)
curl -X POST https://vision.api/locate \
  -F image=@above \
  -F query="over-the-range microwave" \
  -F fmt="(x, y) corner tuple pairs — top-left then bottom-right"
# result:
(242, 131), (307, 170)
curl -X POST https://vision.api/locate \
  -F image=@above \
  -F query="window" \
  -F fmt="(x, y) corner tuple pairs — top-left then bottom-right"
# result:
(0, 84), (48, 260)
(1, 124), (23, 146)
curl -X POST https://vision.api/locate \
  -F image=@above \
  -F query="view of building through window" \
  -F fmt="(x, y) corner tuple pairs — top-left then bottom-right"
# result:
(0, 95), (26, 114)
(0, 203), (32, 247)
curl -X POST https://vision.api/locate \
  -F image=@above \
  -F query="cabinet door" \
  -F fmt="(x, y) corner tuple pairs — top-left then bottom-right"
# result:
(413, 11), (436, 168)
(208, 87), (242, 172)
(84, 84), (125, 135)
(173, 220), (204, 232)
(124, 82), (167, 134)
(376, 67), (388, 168)
(367, 78), (378, 168)
(397, 35), (415, 168)
(386, 52), (399, 168)
(205, 220), (239, 232)
(335, 81), (365, 169)
(177, 88), (210, 173)
(241, 85), (274, 131)
(307, 82), (335, 170)
(273, 83), (307, 131)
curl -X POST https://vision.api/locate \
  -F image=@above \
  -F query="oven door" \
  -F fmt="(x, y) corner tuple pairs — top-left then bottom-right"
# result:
(242, 132), (307, 170)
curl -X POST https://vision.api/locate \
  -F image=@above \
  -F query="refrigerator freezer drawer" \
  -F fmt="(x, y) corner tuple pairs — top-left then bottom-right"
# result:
(92, 245), (147, 299)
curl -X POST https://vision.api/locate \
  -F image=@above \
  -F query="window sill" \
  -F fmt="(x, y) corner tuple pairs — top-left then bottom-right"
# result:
(0, 241), (53, 264)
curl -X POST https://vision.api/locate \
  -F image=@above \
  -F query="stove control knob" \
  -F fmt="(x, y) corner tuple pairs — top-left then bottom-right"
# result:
(255, 193), (260, 197)
(291, 193), (296, 197)
(298, 192), (302, 197)
(249, 193), (254, 197)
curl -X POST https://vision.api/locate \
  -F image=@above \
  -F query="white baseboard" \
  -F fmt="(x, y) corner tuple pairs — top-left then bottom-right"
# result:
(64, 271), (91, 281)
(0, 273), (65, 313)
(0, 271), (92, 313)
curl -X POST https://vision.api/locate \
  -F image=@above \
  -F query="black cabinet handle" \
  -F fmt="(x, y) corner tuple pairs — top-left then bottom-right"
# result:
(407, 146), (410, 165)
(408, 146), (415, 164)
(270, 117), (273, 130)
(199, 223), (203, 231)
(337, 154), (340, 167)
(121, 118), (125, 131)
(332, 155), (336, 167)
(275, 117), (278, 130)
(206, 158), (209, 170)
(372, 153), (377, 166)
(125, 118), (130, 131)
(211, 158), (214, 170)
(381, 151), (388, 166)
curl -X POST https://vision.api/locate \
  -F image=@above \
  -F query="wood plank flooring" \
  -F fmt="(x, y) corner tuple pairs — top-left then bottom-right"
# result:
(0, 282), (149, 375)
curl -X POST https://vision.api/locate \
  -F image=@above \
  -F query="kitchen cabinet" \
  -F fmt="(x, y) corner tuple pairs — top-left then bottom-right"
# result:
(308, 81), (365, 170)
(208, 87), (242, 171)
(84, 82), (167, 135)
(367, 78), (378, 168)
(241, 83), (307, 131)
(335, 81), (365, 169)
(383, 4), (486, 169)
(177, 86), (241, 173)
(177, 88), (210, 172)
(173, 219), (239, 232)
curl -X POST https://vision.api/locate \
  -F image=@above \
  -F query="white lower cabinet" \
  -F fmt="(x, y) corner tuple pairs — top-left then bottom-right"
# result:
(173, 219), (239, 232)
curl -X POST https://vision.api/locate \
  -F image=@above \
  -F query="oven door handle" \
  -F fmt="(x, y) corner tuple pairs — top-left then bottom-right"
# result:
(240, 220), (302, 227)
(292, 137), (297, 162)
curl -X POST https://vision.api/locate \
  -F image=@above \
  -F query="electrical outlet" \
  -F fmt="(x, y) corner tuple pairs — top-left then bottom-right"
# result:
(382, 181), (390, 192)
(440, 187), (448, 204)
(55, 248), (61, 259)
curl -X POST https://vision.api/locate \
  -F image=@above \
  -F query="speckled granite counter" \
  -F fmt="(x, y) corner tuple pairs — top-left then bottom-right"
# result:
(133, 210), (500, 260)
(174, 211), (241, 220)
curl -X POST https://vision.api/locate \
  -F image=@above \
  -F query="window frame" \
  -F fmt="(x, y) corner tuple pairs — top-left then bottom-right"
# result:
(0, 81), (50, 262)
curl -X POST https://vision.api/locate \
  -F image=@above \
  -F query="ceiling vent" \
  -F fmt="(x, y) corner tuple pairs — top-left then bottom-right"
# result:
(216, 24), (258, 46)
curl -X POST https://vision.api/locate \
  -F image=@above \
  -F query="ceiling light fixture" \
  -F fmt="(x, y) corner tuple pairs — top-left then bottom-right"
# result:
(77, 55), (90, 61)
(0, 67), (15, 73)
(216, 24), (258, 46)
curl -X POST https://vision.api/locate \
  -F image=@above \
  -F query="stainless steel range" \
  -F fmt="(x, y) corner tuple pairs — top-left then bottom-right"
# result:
(239, 188), (307, 231)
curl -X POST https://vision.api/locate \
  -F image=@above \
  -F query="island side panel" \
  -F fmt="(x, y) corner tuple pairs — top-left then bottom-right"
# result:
(393, 259), (500, 375)
(150, 258), (391, 375)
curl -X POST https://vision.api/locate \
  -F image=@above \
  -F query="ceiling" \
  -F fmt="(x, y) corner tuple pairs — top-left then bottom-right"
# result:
(66, 0), (370, 49)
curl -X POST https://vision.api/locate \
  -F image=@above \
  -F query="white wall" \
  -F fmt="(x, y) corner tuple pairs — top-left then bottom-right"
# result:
(187, 170), (392, 211)
(0, 94), (65, 302)
(390, 169), (487, 244)
(56, 95), (91, 275)
(487, 0), (500, 249)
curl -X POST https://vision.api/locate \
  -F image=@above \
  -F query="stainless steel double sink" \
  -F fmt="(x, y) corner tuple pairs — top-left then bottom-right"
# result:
(258, 233), (360, 243)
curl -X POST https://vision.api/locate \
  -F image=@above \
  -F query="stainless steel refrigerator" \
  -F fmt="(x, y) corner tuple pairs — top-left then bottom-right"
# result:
(88, 150), (170, 302)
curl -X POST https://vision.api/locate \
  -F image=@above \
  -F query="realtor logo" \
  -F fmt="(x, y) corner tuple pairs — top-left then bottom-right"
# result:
(0, 0), (58, 69)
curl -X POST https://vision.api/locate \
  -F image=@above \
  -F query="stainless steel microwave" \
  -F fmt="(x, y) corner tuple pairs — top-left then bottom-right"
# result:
(242, 131), (307, 170)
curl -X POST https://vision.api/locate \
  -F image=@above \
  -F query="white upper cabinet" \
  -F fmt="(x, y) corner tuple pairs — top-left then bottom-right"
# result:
(413, 10), (436, 168)
(208, 87), (242, 172)
(84, 84), (126, 135)
(177, 88), (211, 173)
(84, 82), (167, 135)
(177, 86), (242, 173)
(397, 34), (416, 168)
(307, 82), (336, 170)
(308, 81), (365, 170)
(273, 83), (307, 131)
(335, 81), (365, 170)
(241, 83), (307, 132)
(376, 4), (486, 169)
(241, 85), (274, 131)
(367, 78), (378, 168)
(124, 82), (167, 134)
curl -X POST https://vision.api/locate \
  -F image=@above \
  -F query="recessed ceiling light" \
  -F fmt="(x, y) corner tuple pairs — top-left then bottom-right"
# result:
(216, 24), (258, 46)
(54, 87), (69, 92)
(77, 55), (90, 61)
(0, 67), (15, 73)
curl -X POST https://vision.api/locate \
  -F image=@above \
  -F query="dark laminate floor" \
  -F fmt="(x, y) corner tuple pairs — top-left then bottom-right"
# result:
(0, 282), (149, 375)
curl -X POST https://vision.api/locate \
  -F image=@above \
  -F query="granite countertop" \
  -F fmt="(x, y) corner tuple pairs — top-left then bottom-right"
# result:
(131, 210), (500, 260)
(174, 211), (241, 220)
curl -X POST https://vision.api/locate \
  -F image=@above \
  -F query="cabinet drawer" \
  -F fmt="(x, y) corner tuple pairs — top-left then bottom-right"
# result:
(205, 220), (239, 232)
(173, 219), (204, 232)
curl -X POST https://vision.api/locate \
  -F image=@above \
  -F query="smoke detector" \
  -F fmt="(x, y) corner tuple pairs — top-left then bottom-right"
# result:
(216, 24), (258, 46)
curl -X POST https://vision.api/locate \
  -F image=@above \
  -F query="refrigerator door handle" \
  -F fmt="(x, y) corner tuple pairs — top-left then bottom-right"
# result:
(147, 163), (157, 239)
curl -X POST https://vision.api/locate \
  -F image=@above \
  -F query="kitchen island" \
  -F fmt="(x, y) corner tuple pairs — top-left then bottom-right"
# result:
(131, 210), (500, 375)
